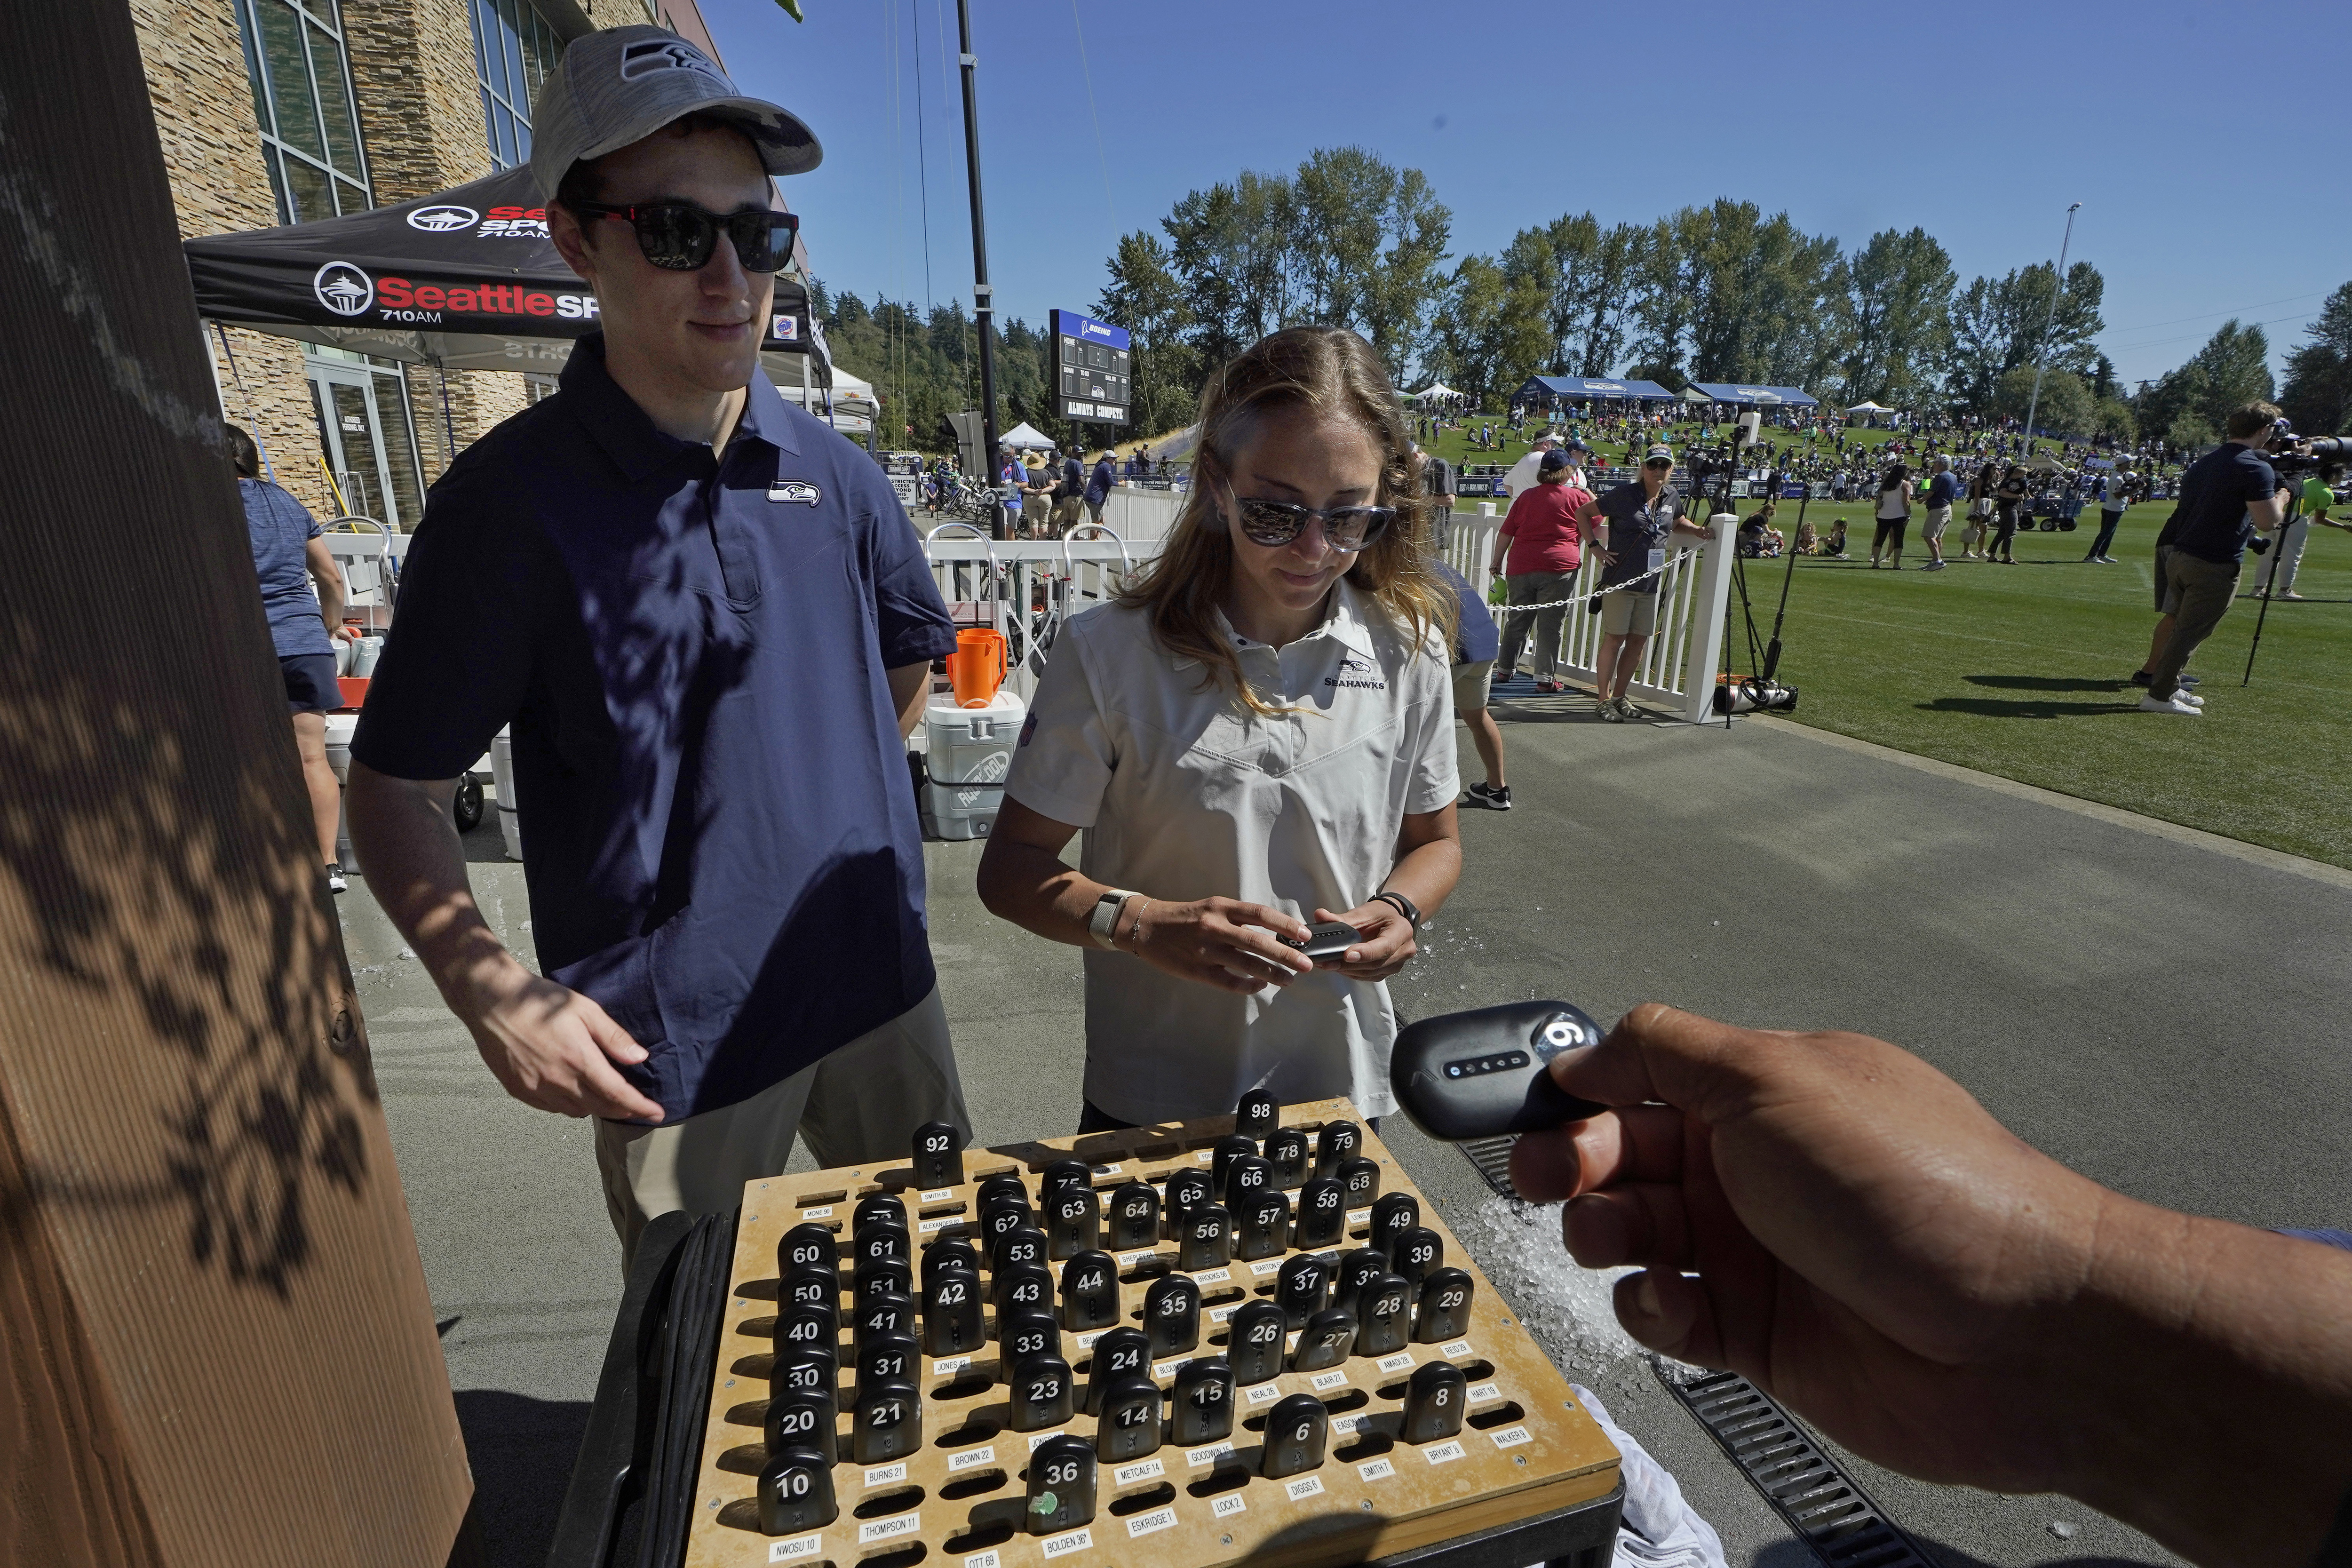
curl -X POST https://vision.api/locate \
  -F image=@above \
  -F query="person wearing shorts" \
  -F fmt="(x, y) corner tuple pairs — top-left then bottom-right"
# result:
(1962, 461), (1997, 558)
(1575, 446), (1713, 722)
(1919, 456), (1956, 570)
(1434, 559), (1508, 809)
(228, 422), (352, 891)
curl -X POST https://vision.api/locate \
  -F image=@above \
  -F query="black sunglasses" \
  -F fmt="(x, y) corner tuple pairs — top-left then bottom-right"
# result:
(1222, 483), (1395, 552)
(575, 200), (800, 273)
(1643, 458), (1673, 469)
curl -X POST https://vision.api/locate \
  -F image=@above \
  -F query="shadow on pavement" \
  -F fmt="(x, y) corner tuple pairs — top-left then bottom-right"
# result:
(455, 1388), (589, 1568)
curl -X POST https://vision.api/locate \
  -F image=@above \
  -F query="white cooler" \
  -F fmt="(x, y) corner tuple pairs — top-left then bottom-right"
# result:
(919, 691), (1025, 840)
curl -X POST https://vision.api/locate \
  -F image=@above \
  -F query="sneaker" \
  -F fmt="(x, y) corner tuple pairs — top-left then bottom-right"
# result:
(1612, 696), (1641, 720)
(2172, 689), (2206, 707)
(1489, 668), (1518, 688)
(1463, 782), (1513, 811)
(2181, 674), (2201, 687)
(325, 862), (348, 894)
(1868, 559), (1881, 568)
(1923, 560), (1946, 572)
(1534, 677), (1562, 694)
(2282, 590), (2306, 601)
(1597, 698), (1625, 723)
(2138, 692), (2201, 715)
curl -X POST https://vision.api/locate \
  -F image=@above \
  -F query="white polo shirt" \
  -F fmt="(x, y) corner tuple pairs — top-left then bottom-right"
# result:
(1003, 581), (1458, 1123)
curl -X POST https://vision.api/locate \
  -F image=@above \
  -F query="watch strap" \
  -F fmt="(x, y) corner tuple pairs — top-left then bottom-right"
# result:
(1088, 889), (1138, 950)
(1372, 890), (1421, 929)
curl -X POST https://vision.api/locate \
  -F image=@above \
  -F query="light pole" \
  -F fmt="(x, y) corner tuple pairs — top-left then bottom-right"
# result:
(2018, 201), (2082, 459)
(954, 0), (1006, 537)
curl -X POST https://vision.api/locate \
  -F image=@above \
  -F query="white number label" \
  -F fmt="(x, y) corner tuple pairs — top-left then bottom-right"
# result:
(1376, 1352), (1414, 1374)
(1113, 1458), (1165, 1485)
(858, 1513), (920, 1544)
(1285, 1476), (1325, 1501)
(1358, 1457), (1396, 1482)
(948, 1445), (997, 1471)
(1310, 1371), (1348, 1393)
(1212, 1493), (1248, 1518)
(1423, 1440), (1466, 1466)
(770, 1533), (823, 1562)
(1126, 1507), (1177, 1538)
(1041, 1528), (1093, 1557)
(863, 1463), (907, 1487)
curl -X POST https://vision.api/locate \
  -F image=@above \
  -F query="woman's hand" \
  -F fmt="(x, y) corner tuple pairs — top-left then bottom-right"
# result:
(1129, 897), (1314, 994)
(1311, 902), (1416, 980)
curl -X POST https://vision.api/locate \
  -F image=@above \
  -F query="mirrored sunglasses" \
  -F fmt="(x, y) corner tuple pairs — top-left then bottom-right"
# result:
(1224, 486), (1395, 551)
(575, 200), (800, 273)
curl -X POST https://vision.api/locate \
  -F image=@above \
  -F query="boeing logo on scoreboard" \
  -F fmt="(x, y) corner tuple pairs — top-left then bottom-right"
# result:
(1053, 309), (1130, 351)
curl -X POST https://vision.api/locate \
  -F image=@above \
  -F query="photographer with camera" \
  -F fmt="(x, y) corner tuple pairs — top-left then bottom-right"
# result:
(2140, 403), (2290, 715)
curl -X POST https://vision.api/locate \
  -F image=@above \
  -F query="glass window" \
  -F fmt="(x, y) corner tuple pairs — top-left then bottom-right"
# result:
(233, 0), (371, 226)
(471, 0), (564, 172)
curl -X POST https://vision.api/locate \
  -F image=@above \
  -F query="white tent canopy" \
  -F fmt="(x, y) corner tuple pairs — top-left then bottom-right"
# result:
(1845, 400), (1895, 414)
(1410, 385), (1460, 402)
(997, 422), (1057, 450)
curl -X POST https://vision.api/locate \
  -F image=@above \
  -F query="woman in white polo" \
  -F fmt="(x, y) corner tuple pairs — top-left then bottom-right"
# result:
(977, 326), (1462, 1131)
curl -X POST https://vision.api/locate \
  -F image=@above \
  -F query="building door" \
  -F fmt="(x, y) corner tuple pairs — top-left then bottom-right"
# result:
(305, 356), (425, 529)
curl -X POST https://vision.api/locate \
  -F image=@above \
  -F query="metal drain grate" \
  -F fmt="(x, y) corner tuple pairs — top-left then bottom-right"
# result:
(1459, 1135), (1520, 1197)
(1655, 1365), (1934, 1568)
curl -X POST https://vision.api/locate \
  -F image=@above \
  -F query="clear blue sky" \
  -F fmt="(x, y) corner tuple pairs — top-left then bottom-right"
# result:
(699, 0), (2348, 392)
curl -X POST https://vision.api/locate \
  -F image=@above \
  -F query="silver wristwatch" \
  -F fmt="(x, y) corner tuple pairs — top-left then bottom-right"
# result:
(1088, 889), (1138, 950)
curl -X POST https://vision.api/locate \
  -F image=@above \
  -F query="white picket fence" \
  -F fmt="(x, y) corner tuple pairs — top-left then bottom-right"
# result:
(921, 506), (1734, 722)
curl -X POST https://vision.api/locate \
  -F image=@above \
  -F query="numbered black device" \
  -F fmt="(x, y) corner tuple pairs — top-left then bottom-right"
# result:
(911, 1120), (964, 1189)
(1225, 1300), (1287, 1385)
(853, 1222), (907, 1273)
(1008, 1352), (1075, 1431)
(854, 1193), (908, 1233)
(1162, 1168), (1212, 1232)
(1294, 1176), (1347, 1249)
(781, 1267), (839, 1322)
(1332, 1248), (1392, 1317)
(1414, 1267), (1475, 1343)
(1142, 1272), (1201, 1357)
(763, 1388), (838, 1463)
(774, 1304), (837, 1362)
(1339, 1155), (1381, 1212)
(921, 1235), (979, 1286)
(1234, 1088), (1278, 1139)
(1084, 1326), (1148, 1414)
(1368, 1193), (1420, 1259)
(1278, 920), (1361, 966)
(1263, 1127), (1311, 1188)
(1315, 1120), (1361, 1178)
(921, 1265), (983, 1355)
(1176, 1202), (1232, 1272)
(857, 1333), (919, 1395)
(1106, 1181), (1160, 1250)
(1355, 1273), (1414, 1356)
(976, 1172), (1029, 1209)
(991, 1225), (1049, 1277)
(1172, 1356), (1235, 1445)
(1234, 1189), (1289, 1261)
(1391, 1226), (1444, 1291)
(1260, 1393), (1329, 1479)
(1059, 1250), (1120, 1331)
(778, 1221), (837, 1278)
(1290, 1307), (1356, 1372)
(758, 1446), (838, 1535)
(1026, 1433), (1098, 1536)
(1274, 1253), (1329, 1328)
(999, 1310), (1061, 1384)
(1401, 1359), (1468, 1444)
(770, 1345), (836, 1403)
(994, 1263), (1054, 1321)
(855, 1292), (916, 1345)
(1390, 1000), (1610, 1139)
(853, 1258), (912, 1303)
(1040, 1157), (1094, 1202)
(1209, 1136), (1257, 1198)
(1095, 1374), (1163, 1464)
(851, 1378), (922, 1464)
(1045, 1184), (1100, 1259)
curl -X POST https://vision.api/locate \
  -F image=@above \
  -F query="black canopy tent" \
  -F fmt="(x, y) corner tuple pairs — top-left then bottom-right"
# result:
(184, 165), (829, 459)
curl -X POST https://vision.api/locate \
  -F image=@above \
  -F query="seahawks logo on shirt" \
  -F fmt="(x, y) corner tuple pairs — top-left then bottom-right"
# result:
(1326, 653), (1386, 692)
(768, 480), (822, 506)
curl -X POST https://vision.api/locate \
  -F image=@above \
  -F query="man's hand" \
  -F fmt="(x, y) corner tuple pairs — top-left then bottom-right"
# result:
(1129, 896), (1314, 995)
(1312, 901), (1415, 980)
(445, 950), (665, 1122)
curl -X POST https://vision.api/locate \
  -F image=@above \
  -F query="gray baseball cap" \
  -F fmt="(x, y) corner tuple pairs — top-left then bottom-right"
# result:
(527, 26), (822, 200)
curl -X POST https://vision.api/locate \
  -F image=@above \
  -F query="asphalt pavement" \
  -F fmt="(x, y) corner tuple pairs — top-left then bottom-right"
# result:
(341, 690), (2352, 1568)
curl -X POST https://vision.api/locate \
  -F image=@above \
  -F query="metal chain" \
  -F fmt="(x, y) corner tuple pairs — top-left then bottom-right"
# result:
(1478, 556), (1681, 613)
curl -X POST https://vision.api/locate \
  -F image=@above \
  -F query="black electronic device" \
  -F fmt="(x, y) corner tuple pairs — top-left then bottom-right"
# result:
(1260, 1393), (1329, 1479)
(1235, 1088), (1278, 1139)
(1414, 1267), (1475, 1343)
(1009, 1352), (1075, 1431)
(1041, 1157), (1094, 1201)
(856, 1332), (918, 1393)
(999, 1309), (1061, 1383)
(1294, 1177), (1346, 1249)
(1264, 1126), (1311, 1188)
(994, 1262), (1054, 1320)
(1163, 1167), (1212, 1229)
(1224, 1154), (1274, 1212)
(921, 1235), (979, 1285)
(1333, 1248), (1391, 1317)
(1401, 1360), (1468, 1444)
(1025, 1433), (1098, 1536)
(1096, 1375), (1163, 1464)
(1368, 1192), (1420, 1258)
(991, 1225), (1048, 1276)
(1290, 1307), (1356, 1372)
(1209, 1135), (1257, 1196)
(977, 1172), (1029, 1209)
(1390, 1000), (1610, 1139)
(1339, 1156), (1381, 1212)
(1142, 1273), (1201, 1357)
(855, 1193), (908, 1233)
(774, 1304), (837, 1362)
(1045, 1183), (1100, 1259)
(1059, 1250), (1120, 1331)
(782, 1266), (838, 1318)
(770, 1345), (835, 1403)
(1176, 1202), (1232, 1271)
(979, 1198), (1032, 1248)
(778, 1222), (837, 1277)
(1235, 1189), (1289, 1261)
(911, 1120), (964, 1189)
(853, 1223), (907, 1273)
(853, 1258), (912, 1303)
(855, 1292), (915, 1345)
(1106, 1181), (1160, 1250)
(1391, 1226), (1443, 1291)
(851, 1378), (922, 1464)
(1277, 920), (1360, 966)
(1083, 1326), (1148, 1414)
(1274, 1252), (1330, 1328)
(1225, 1300), (1287, 1385)
(921, 1265), (983, 1355)
(757, 1446), (838, 1535)
(1356, 1273), (1413, 1356)
(1171, 1356), (1235, 1445)
(762, 1388), (837, 1462)
(1315, 1120), (1362, 1178)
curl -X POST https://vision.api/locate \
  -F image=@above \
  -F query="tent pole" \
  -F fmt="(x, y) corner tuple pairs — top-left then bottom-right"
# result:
(432, 360), (458, 471)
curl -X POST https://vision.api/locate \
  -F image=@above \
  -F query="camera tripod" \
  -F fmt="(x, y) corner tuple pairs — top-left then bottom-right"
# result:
(2241, 486), (2302, 686)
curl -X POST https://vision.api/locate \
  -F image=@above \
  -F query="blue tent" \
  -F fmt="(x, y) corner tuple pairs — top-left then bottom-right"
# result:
(1514, 374), (1678, 403)
(1686, 382), (1821, 408)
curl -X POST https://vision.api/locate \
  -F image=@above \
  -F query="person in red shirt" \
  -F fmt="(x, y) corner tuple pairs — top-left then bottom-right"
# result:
(1488, 448), (1592, 694)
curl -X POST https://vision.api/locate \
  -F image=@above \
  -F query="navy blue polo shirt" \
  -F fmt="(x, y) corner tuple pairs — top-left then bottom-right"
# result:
(352, 335), (957, 1123)
(2163, 441), (2277, 566)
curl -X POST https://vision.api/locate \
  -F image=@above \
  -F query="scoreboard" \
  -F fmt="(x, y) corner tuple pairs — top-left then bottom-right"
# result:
(1052, 309), (1131, 426)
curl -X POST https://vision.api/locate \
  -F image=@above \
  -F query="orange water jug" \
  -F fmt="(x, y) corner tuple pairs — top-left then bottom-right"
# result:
(948, 628), (1008, 708)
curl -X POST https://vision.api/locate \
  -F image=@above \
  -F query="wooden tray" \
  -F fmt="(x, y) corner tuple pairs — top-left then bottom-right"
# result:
(683, 1098), (1620, 1568)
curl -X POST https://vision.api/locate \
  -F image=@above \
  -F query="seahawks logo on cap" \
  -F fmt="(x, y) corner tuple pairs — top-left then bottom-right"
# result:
(768, 480), (822, 506)
(619, 38), (731, 89)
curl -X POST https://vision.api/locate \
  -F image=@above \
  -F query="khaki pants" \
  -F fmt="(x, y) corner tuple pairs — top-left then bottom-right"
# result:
(2149, 551), (2240, 700)
(1049, 497), (1083, 534)
(595, 986), (967, 1272)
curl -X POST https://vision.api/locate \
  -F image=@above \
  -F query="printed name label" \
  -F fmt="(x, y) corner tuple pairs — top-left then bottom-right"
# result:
(919, 1216), (957, 1233)
(933, 1357), (971, 1375)
(1207, 1304), (1238, 1324)
(921, 1189), (955, 1202)
(858, 1513), (920, 1544)
(1359, 1457), (1397, 1482)
(1192, 1268), (1231, 1284)
(1346, 1208), (1370, 1223)
(1441, 1340), (1472, 1358)
(1329, 1413), (1362, 1435)
(801, 1206), (834, 1218)
(964, 1552), (1000, 1568)
(1467, 1383), (1501, 1403)
(1027, 1430), (1065, 1450)
(1185, 1441), (1234, 1467)
(1073, 1330), (1104, 1349)
(1126, 1507), (1177, 1539)
(1041, 1528), (1093, 1557)
(1285, 1476), (1326, 1501)
(1152, 1360), (1184, 1380)
(1116, 1250), (1153, 1267)
(1310, 1370), (1349, 1393)
(948, 1445), (997, 1472)
(1196, 1150), (1214, 1162)
(1376, 1352), (1414, 1374)
(1423, 1440), (1467, 1465)
(1250, 1259), (1283, 1277)
(1245, 1384), (1282, 1405)
(1113, 1458), (1165, 1485)
(769, 1534), (823, 1562)
(1211, 1493), (1248, 1518)
(1491, 1425), (1534, 1449)
(863, 1463), (907, 1487)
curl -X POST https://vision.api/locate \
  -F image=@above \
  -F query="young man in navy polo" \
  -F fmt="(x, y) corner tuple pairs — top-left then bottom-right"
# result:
(347, 27), (968, 1266)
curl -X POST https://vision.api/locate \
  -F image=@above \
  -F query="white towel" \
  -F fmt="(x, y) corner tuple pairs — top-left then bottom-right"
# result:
(1573, 1384), (1729, 1568)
